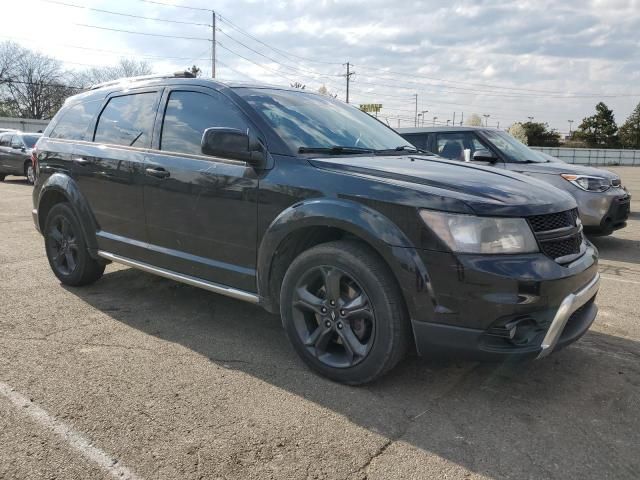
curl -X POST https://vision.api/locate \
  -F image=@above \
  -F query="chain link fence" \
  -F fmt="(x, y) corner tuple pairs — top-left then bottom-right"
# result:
(531, 147), (639, 166)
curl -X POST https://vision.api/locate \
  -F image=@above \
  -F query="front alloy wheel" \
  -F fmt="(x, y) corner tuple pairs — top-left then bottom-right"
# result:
(292, 266), (375, 368)
(281, 240), (410, 385)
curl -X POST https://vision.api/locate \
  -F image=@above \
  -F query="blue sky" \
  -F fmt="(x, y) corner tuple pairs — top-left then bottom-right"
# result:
(4, 0), (640, 132)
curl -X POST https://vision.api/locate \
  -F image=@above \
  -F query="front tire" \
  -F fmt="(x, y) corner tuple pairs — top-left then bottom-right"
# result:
(280, 240), (411, 385)
(44, 203), (104, 286)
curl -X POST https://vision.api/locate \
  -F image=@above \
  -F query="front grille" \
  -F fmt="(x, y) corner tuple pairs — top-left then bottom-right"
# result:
(528, 208), (578, 232)
(527, 209), (583, 263)
(540, 235), (582, 260)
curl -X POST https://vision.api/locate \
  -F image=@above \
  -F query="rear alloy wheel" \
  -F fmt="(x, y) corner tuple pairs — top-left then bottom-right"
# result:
(25, 161), (35, 185)
(44, 203), (104, 286)
(281, 240), (410, 385)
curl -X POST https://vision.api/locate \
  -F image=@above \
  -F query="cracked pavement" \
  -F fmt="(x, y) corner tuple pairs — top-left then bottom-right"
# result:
(1, 168), (639, 479)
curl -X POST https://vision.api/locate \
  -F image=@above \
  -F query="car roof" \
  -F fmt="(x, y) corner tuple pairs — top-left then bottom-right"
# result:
(65, 74), (323, 106)
(396, 126), (495, 134)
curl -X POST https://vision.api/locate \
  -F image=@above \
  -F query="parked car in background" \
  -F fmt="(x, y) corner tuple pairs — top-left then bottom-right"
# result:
(0, 131), (42, 184)
(398, 127), (631, 235)
(32, 74), (600, 384)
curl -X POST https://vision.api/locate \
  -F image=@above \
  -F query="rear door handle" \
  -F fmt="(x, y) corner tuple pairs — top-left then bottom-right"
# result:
(145, 167), (170, 179)
(72, 157), (90, 166)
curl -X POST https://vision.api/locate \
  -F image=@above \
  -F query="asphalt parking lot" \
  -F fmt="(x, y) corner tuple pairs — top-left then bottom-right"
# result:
(1, 168), (639, 480)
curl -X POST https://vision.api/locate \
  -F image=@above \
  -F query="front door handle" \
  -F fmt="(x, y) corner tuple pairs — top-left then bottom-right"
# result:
(145, 167), (170, 179)
(72, 157), (90, 166)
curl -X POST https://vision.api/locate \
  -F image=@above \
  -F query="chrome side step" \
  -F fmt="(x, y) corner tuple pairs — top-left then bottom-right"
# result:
(97, 250), (260, 304)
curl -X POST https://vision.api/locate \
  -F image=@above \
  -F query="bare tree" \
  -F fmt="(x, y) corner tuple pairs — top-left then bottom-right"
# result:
(465, 113), (483, 127)
(0, 42), (21, 85)
(318, 84), (338, 98)
(1, 43), (73, 119)
(74, 58), (154, 88)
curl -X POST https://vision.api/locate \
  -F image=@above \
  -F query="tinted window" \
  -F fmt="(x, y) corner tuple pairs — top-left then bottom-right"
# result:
(436, 132), (489, 161)
(94, 93), (157, 148)
(50, 101), (101, 140)
(402, 133), (429, 151)
(22, 135), (41, 148)
(0, 134), (12, 147)
(160, 91), (248, 156)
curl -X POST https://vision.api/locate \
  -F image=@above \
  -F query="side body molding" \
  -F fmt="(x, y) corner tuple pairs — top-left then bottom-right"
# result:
(36, 173), (100, 257)
(257, 198), (436, 321)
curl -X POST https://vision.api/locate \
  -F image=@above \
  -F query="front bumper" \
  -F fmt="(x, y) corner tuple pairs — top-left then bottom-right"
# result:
(409, 244), (599, 360)
(575, 188), (630, 232)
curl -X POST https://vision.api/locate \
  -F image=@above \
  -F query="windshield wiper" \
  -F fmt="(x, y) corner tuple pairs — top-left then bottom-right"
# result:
(374, 145), (425, 154)
(298, 146), (375, 155)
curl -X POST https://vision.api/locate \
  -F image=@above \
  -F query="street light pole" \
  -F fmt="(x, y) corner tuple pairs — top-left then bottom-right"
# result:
(433, 116), (438, 126)
(420, 110), (428, 127)
(483, 114), (490, 127)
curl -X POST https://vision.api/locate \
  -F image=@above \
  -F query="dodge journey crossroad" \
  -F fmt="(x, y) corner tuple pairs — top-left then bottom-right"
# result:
(32, 73), (601, 384)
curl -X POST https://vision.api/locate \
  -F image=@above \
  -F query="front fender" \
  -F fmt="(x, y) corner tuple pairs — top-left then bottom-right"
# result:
(37, 173), (100, 257)
(257, 198), (437, 322)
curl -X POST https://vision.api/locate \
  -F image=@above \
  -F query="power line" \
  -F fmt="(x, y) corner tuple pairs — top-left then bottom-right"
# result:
(74, 23), (210, 41)
(136, 0), (211, 12)
(39, 0), (211, 27)
(216, 14), (342, 66)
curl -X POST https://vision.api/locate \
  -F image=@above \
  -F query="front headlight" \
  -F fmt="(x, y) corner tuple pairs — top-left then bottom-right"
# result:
(561, 174), (610, 192)
(419, 210), (539, 254)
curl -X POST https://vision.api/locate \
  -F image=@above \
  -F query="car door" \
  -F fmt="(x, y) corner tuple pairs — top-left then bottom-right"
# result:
(142, 87), (260, 292)
(0, 133), (13, 173)
(9, 135), (26, 175)
(73, 89), (162, 258)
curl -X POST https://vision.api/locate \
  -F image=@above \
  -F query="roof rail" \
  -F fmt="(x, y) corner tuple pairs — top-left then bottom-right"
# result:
(89, 71), (196, 90)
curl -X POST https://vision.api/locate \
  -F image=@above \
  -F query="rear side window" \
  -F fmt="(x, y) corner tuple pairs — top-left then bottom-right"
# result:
(94, 92), (157, 148)
(11, 136), (23, 148)
(49, 101), (101, 140)
(402, 133), (429, 151)
(0, 134), (12, 146)
(160, 91), (248, 156)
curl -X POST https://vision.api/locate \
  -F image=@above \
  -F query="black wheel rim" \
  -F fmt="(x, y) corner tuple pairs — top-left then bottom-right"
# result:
(291, 266), (375, 368)
(46, 215), (79, 276)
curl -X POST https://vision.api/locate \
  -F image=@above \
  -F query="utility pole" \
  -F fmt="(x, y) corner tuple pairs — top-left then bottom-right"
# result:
(452, 112), (456, 126)
(497, 121), (500, 129)
(211, 10), (216, 78)
(568, 120), (574, 135)
(344, 62), (355, 103)
(460, 112), (464, 126)
(413, 94), (418, 127)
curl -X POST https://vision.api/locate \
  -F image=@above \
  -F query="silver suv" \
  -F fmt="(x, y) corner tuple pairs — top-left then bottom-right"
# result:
(398, 126), (630, 235)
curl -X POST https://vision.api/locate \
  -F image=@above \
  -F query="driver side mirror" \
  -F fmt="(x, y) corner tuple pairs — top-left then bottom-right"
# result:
(201, 127), (265, 166)
(473, 148), (498, 163)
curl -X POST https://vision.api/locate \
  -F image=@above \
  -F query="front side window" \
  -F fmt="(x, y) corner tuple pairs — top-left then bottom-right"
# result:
(49, 101), (101, 141)
(10, 136), (22, 148)
(160, 90), (248, 156)
(235, 88), (414, 153)
(402, 133), (429, 151)
(436, 133), (490, 161)
(94, 92), (157, 148)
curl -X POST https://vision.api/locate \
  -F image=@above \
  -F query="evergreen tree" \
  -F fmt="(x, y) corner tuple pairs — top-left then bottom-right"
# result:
(619, 102), (640, 149)
(575, 102), (619, 148)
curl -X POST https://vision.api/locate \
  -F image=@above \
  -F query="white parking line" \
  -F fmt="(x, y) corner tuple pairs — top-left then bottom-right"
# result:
(0, 381), (141, 480)
(600, 275), (640, 285)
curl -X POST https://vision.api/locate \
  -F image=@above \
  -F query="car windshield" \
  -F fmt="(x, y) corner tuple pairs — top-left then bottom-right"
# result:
(235, 88), (414, 154)
(482, 130), (548, 163)
(22, 135), (41, 148)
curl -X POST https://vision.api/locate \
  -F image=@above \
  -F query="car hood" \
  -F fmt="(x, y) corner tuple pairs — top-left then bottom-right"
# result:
(509, 161), (620, 180)
(309, 154), (576, 217)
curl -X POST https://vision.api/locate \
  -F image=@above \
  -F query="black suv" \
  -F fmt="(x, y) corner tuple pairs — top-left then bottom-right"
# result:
(32, 74), (600, 384)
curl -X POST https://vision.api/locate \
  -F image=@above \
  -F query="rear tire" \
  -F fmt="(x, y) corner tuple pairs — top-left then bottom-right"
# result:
(280, 240), (411, 385)
(24, 160), (35, 185)
(44, 203), (104, 286)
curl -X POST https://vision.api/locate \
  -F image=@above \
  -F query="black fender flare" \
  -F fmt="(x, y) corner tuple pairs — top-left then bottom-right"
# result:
(257, 198), (435, 320)
(37, 173), (100, 258)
